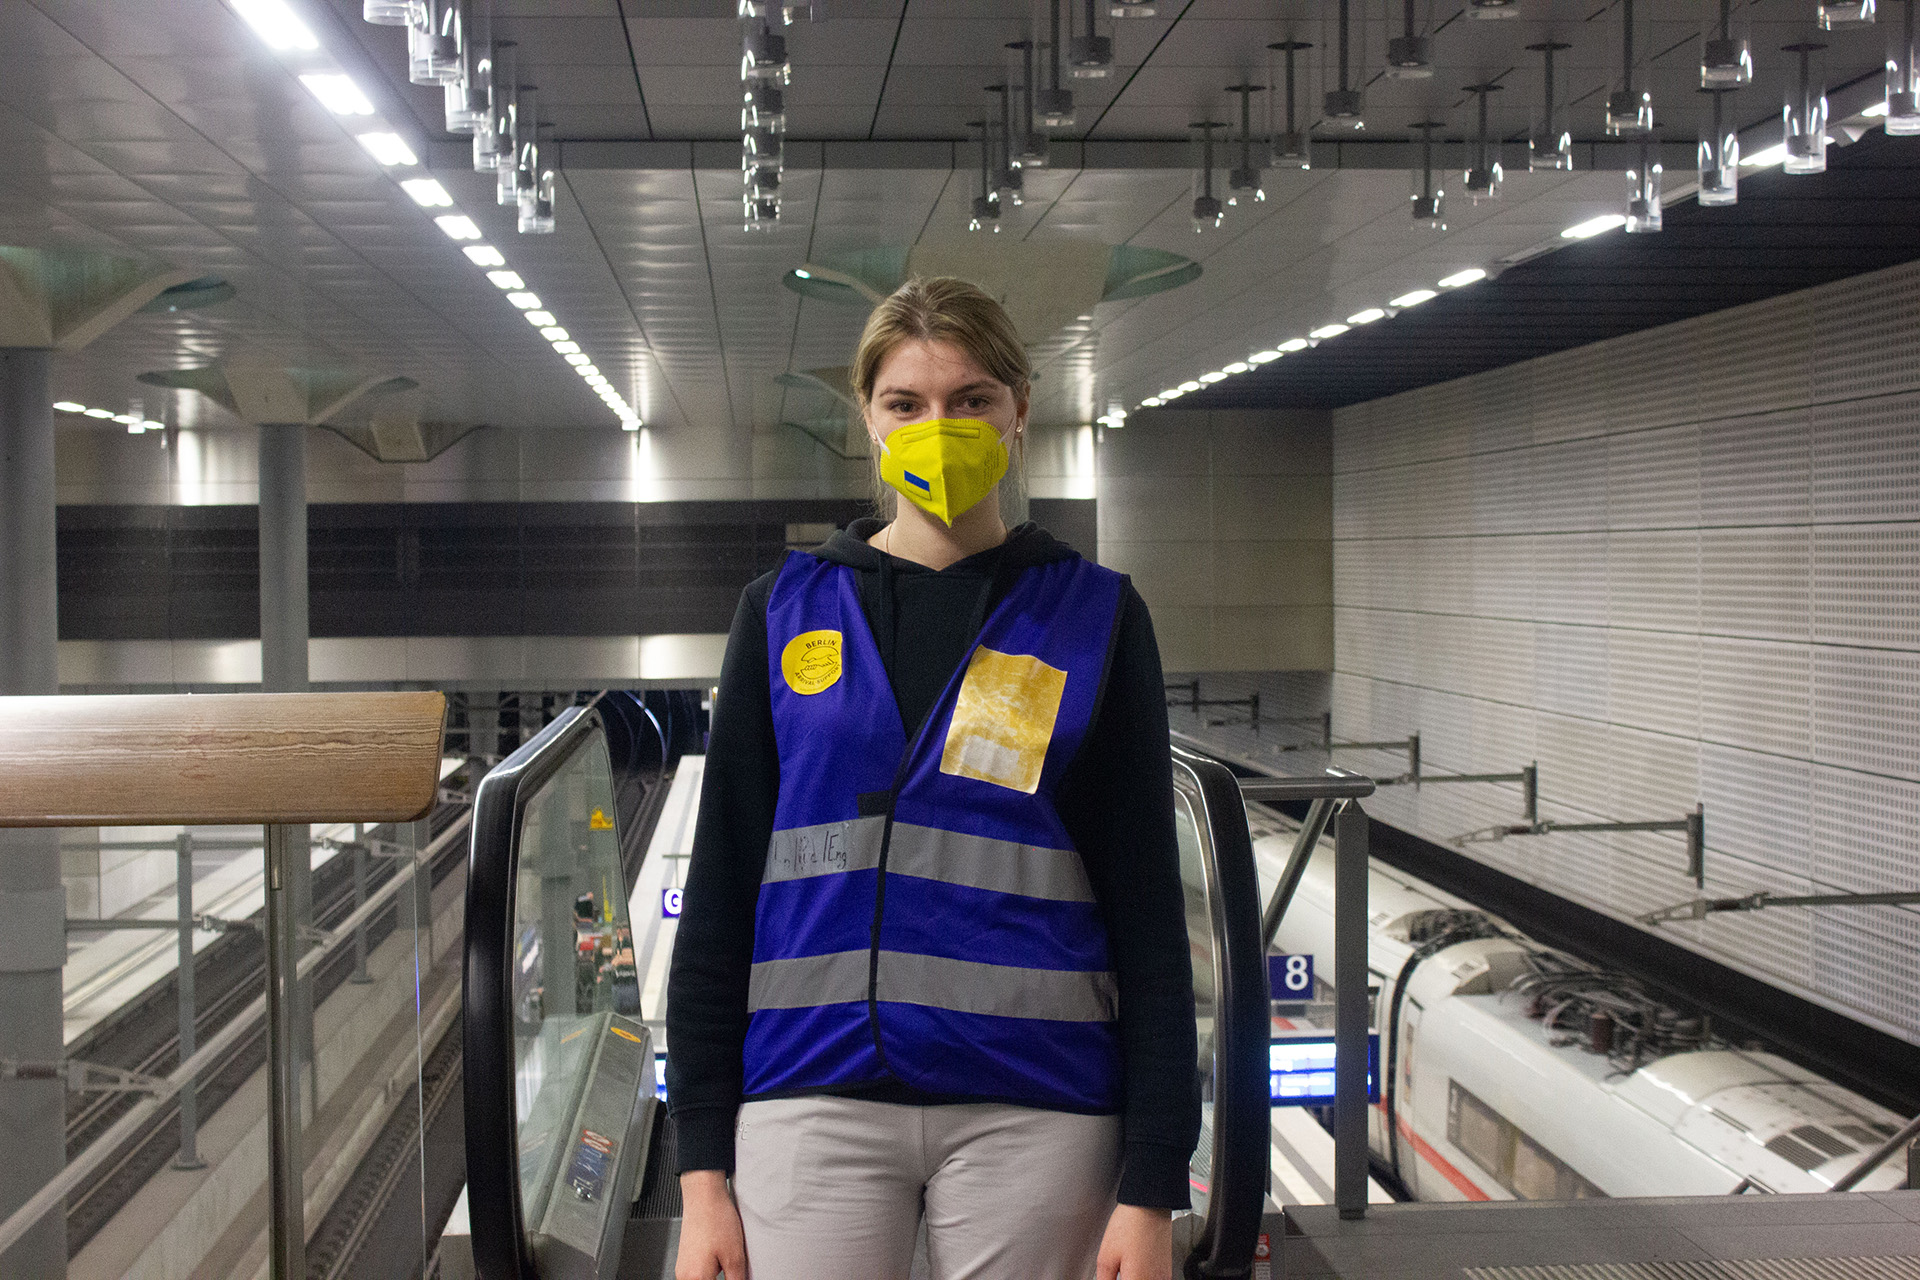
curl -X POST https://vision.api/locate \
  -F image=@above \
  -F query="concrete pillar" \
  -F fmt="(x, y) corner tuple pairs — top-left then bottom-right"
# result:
(0, 347), (68, 1276)
(256, 423), (316, 1117)
(257, 422), (308, 694)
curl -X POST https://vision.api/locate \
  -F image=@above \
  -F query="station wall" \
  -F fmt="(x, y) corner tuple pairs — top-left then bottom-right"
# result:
(1096, 408), (1333, 674)
(1328, 257), (1920, 1045)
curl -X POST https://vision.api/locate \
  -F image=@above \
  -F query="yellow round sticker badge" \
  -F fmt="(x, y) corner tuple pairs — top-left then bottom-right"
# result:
(780, 629), (843, 695)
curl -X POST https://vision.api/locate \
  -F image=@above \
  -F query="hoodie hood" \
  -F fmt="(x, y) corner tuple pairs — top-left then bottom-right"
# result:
(810, 518), (1080, 575)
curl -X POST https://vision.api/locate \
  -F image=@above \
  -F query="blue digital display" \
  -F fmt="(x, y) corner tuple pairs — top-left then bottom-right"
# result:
(1270, 1033), (1379, 1106)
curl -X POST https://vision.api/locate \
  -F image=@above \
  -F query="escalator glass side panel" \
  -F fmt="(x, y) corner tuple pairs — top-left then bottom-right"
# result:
(466, 707), (654, 1280)
(1170, 745), (1271, 1280)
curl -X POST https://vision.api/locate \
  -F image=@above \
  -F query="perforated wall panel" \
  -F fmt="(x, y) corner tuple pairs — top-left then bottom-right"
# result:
(1332, 259), (1920, 1046)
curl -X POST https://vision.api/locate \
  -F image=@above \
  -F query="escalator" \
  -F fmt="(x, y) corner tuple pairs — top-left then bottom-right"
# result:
(464, 715), (1272, 1279)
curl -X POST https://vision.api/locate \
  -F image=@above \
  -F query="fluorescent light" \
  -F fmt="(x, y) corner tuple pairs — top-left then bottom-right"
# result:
(1178, 380), (1202, 392)
(356, 132), (418, 167)
(299, 73), (374, 116)
(231, 0), (318, 50)
(539, 326), (569, 341)
(434, 214), (482, 240)
(53, 401), (85, 412)
(1278, 338), (1310, 352)
(1222, 361), (1250, 374)
(113, 414), (139, 424)
(565, 353), (592, 366)
(1348, 307), (1385, 325)
(505, 292), (542, 310)
(1390, 288), (1438, 307)
(577, 365), (600, 378)
(1310, 323), (1349, 339)
(1198, 371), (1227, 384)
(1141, 397), (1163, 406)
(552, 340), (581, 354)
(1160, 388), (1184, 399)
(1438, 268), (1487, 288)
(84, 407), (115, 418)
(525, 310), (557, 326)
(1740, 142), (1788, 168)
(793, 268), (812, 278)
(1248, 350), (1281, 363)
(463, 245), (507, 267)
(1862, 100), (1889, 117)
(401, 178), (453, 207)
(486, 271), (525, 290)
(1561, 214), (1627, 240)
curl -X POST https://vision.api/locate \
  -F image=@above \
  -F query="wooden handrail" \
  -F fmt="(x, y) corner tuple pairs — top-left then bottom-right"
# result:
(0, 692), (447, 827)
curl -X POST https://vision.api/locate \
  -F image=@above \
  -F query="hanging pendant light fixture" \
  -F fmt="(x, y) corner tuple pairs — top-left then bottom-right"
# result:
(495, 50), (520, 204)
(514, 88), (553, 233)
(1386, 0), (1432, 80)
(1225, 84), (1266, 205)
(968, 119), (1001, 232)
(475, 37), (513, 173)
(1465, 0), (1520, 18)
(365, 0), (414, 23)
(1036, 0), (1075, 127)
(1698, 87), (1739, 205)
(1190, 121), (1225, 231)
(743, 82), (785, 132)
(742, 22), (790, 83)
(1068, 0), (1113, 78)
(1625, 132), (1662, 233)
(1462, 82), (1503, 202)
(1409, 119), (1445, 228)
(1007, 41), (1052, 166)
(1324, 0), (1364, 129)
(1819, 0), (1876, 27)
(409, 0), (463, 85)
(1782, 41), (1830, 174)
(1700, 0), (1753, 87)
(445, 1), (488, 134)
(989, 84), (1024, 205)
(1267, 40), (1312, 168)
(1606, 0), (1653, 135)
(1109, 0), (1154, 15)
(1527, 41), (1573, 170)
(1889, 0), (1920, 134)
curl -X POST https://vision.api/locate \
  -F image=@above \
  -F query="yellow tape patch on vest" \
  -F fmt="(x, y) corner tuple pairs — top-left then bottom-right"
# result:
(781, 629), (843, 695)
(940, 647), (1067, 794)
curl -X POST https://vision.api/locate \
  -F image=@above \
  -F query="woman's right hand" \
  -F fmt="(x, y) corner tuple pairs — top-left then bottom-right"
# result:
(675, 1170), (749, 1280)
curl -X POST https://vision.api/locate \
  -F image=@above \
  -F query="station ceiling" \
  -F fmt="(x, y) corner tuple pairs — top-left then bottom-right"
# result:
(1, 0), (1911, 449)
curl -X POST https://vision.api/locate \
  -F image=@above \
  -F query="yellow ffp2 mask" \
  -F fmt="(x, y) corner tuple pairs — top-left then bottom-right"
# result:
(876, 418), (1010, 526)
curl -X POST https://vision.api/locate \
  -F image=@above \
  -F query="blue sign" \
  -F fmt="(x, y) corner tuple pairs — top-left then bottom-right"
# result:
(662, 887), (683, 918)
(1269, 952), (1314, 998)
(654, 1052), (668, 1101)
(1269, 1033), (1380, 1106)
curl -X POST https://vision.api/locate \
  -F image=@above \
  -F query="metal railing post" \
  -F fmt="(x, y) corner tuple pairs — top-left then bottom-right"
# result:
(263, 823), (306, 1280)
(1333, 798), (1369, 1220)
(172, 832), (206, 1170)
(349, 823), (372, 984)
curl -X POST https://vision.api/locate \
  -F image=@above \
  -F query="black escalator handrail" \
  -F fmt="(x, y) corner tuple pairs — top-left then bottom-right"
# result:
(1170, 743), (1270, 1280)
(463, 704), (608, 1280)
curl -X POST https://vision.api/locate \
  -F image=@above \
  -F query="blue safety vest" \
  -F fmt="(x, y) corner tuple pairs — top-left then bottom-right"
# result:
(743, 549), (1126, 1112)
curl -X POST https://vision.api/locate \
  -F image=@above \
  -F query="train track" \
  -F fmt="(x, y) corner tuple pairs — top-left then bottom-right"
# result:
(62, 798), (473, 1256)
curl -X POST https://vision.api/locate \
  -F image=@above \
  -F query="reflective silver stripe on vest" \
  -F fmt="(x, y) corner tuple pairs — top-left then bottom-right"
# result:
(748, 949), (1117, 1023)
(886, 823), (1095, 903)
(762, 816), (886, 884)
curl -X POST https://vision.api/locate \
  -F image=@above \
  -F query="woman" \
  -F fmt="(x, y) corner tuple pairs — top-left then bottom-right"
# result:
(667, 277), (1198, 1280)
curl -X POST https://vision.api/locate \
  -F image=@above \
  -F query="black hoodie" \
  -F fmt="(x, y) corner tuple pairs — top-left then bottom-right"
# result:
(665, 518), (1202, 1209)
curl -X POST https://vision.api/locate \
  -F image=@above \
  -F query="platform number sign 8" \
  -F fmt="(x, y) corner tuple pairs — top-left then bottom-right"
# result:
(1269, 953), (1314, 998)
(662, 887), (683, 919)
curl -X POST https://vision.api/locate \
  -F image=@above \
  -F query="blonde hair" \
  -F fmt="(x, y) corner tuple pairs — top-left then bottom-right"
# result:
(853, 277), (1032, 523)
(851, 277), (1032, 406)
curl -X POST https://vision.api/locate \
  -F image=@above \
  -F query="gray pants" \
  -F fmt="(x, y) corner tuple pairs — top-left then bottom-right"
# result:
(733, 1096), (1122, 1280)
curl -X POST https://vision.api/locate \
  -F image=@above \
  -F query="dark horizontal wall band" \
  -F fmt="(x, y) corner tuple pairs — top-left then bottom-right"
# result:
(56, 498), (1096, 642)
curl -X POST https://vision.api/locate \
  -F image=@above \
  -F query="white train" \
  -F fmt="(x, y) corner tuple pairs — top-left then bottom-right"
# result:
(1250, 808), (1912, 1201)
